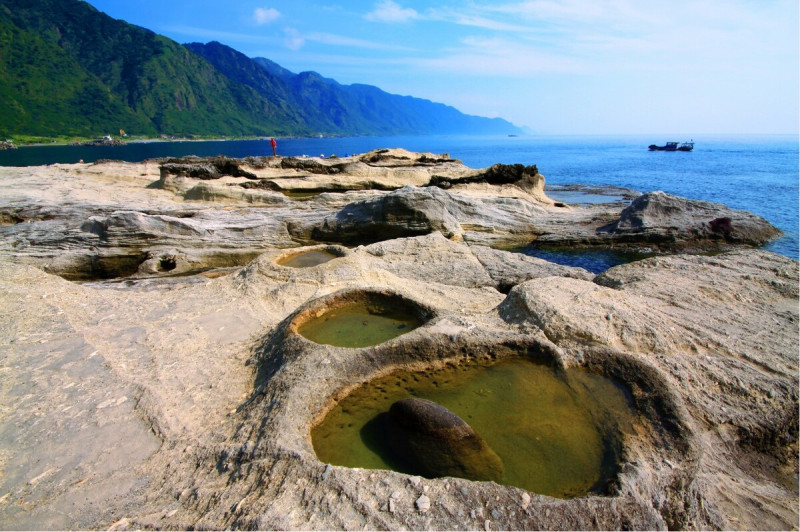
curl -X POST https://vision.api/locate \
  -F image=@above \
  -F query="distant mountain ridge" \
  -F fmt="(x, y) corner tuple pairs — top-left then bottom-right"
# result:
(0, 0), (522, 138)
(187, 41), (520, 137)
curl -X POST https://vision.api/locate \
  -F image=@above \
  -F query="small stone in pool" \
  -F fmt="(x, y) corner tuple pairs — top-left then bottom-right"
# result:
(386, 397), (504, 482)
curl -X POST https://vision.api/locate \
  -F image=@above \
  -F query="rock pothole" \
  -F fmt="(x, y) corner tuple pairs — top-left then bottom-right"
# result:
(287, 289), (436, 348)
(233, 307), (700, 529)
(275, 245), (349, 268)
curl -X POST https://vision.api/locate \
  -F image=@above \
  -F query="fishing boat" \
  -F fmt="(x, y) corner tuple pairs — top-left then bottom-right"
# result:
(648, 140), (694, 151)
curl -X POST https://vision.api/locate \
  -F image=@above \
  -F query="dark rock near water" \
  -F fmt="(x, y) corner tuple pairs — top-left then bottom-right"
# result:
(160, 156), (258, 180)
(160, 162), (222, 180)
(239, 180), (282, 191)
(386, 398), (504, 483)
(428, 163), (539, 189)
(81, 138), (126, 146)
(280, 157), (339, 175)
(599, 191), (780, 247)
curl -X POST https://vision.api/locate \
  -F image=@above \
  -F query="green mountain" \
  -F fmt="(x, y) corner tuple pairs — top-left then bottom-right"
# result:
(0, 15), (152, 137)
(0, 0), (297, 137)
(0, 0), (522, 138)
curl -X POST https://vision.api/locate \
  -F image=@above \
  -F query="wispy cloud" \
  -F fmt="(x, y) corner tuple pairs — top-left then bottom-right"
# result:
(364, 0), (420, 23)
(306, 32), (415, 51)
(160, 24), (273, 45)
(280, 27), (415, 52)
(409, 0), (798, 79)
(283, 28), (306, 51)
(425, 7), (529, 32)
(253, 7), (280, 25)
(414, 35), (586, 77)
(478, 0), (797, 57)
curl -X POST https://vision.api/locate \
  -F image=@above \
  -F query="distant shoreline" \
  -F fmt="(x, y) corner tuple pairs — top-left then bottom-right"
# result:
(13, 136), (275, 148)
(9, 132), (797, 149)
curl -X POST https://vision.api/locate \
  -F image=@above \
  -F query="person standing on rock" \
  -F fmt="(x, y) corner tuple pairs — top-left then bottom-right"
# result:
(270, 137), (277, 157)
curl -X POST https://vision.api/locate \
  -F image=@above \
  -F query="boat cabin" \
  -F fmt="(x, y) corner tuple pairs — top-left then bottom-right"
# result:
(648, 140), (694, 152)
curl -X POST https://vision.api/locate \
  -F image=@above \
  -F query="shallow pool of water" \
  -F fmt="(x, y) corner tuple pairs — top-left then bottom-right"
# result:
(278, 250), (339, 268)
(297, 301), (424, 348)
(312, 357), (636, 497)
(515, 244), (653, 274)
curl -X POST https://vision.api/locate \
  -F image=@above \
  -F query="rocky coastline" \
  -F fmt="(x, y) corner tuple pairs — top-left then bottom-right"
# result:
(0, 150), (796, 530)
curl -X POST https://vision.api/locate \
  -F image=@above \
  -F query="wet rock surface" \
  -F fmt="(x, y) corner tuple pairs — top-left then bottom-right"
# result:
(386, 398), (504, 482)
(0, 150), (796, 530)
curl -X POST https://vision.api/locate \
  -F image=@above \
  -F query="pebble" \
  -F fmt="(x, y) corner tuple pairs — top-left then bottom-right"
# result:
(415, 495), (430, 513)
(520, 492), (531, 510)
(408, 476), (422, 488)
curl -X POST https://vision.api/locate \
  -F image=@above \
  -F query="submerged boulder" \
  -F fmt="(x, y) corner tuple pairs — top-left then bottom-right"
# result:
(386, 397), (504, 482)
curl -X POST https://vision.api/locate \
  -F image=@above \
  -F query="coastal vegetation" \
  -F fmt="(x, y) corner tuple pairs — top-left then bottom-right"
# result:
(0, 0), (521, 140)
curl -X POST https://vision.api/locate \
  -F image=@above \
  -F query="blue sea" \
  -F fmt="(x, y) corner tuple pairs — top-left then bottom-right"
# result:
(2, 135), (797, 268)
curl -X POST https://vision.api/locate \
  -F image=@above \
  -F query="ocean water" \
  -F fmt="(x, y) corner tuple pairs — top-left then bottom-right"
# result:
(2, 135), (796, 262)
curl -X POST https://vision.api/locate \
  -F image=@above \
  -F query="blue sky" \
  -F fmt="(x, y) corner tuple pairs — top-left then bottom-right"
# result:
(85, 0), (799, 135)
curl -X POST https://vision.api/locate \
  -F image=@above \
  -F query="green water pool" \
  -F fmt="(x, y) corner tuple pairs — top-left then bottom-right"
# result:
(312, 357), (636, 498)
(278, 250), (339, 268)
(297, 301), (424, 348)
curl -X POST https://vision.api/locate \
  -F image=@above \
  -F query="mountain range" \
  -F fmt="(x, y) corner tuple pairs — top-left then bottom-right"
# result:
(0, 0), (522, 139)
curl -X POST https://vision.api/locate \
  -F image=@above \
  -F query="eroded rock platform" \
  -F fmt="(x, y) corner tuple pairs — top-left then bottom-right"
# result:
(0, 150), (796, 530)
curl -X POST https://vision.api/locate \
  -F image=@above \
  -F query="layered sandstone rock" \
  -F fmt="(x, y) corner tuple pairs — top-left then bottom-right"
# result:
(0, 152), (795, 531)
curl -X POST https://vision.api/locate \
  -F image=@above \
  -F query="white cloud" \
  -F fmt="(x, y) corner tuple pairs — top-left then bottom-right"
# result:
(425, 7), (528, 32)
(306, 32), (416, 52)
(276, 28), (415, 53)
(365, 0), (420, 23)
(415, 35), (586, 77)
(254, 7), (280, 25)
(283, 28), (305, 50)
(416, 0), (797, 81)
(161, 24), (271, 44)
